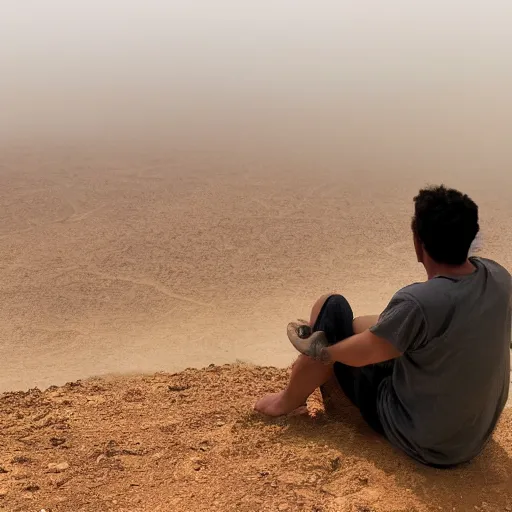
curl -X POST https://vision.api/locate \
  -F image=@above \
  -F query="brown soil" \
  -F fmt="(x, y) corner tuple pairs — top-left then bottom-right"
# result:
(1, 364), (511, 512)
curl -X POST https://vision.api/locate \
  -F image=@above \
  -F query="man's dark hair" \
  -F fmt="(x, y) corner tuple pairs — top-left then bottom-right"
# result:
(411, 185), (479, 265)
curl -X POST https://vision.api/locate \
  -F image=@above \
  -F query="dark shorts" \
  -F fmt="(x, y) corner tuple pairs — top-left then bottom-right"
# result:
(313, 294), (394, 434)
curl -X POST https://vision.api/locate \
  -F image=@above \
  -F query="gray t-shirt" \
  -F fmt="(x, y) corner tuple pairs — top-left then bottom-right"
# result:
(371, 257), (511, 466)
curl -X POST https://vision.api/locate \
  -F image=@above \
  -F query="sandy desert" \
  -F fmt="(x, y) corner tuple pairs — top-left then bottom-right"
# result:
(1, 143), (511, 392)
(2, 2), (512, 510)
(0, 142), (511, 511)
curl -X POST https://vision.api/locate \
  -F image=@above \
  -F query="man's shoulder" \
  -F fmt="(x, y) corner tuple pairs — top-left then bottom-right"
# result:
(393, 257), (511, 313)
(392, 280), (455, 322)
(394, 280), (449, 304)
(473, 257), (511, 281)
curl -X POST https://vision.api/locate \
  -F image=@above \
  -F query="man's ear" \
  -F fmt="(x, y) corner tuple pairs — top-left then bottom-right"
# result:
(413, 233), (423, 263)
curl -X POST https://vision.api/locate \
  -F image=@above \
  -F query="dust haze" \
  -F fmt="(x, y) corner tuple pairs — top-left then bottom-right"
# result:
(0, 1), (511, 390)
(2, 1), (512, 167)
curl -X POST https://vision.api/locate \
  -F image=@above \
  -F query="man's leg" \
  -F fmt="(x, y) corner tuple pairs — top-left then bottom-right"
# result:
(353, 315), (379, 334)
(320, 314), (379, 415)
(254, 353), (334, 416)
(254, 294), (354, 417)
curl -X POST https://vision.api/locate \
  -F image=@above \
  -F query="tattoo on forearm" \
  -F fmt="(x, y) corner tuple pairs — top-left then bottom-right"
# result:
(318, 346), (332, 364)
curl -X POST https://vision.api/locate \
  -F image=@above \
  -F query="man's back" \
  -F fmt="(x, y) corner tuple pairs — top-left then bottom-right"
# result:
(374, 257), (511, 466)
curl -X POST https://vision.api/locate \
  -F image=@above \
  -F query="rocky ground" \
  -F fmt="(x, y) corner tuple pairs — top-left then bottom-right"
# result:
(0, 364), (511, 512)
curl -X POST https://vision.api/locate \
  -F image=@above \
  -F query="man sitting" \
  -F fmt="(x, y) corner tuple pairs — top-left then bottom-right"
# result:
(255, 185), (511, 467)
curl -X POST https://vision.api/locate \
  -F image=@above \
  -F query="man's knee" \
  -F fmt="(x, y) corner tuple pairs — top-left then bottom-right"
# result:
(353, 315), (380, 334)
(310, 293), (351, 327)
(310, 293), (337, 326)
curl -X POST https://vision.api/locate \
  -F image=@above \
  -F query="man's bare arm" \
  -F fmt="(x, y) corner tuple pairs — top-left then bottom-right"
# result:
(324, 330), (401, 366)
(287, 322), (401, 366)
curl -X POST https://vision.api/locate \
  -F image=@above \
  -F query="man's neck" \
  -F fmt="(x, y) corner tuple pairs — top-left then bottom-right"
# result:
(425, 258), (477, 280)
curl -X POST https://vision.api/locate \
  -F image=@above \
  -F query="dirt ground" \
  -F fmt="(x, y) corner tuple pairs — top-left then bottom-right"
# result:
(1, 364), (511, 512)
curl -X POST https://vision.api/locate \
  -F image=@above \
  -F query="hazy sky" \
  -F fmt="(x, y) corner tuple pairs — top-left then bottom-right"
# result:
(1, 1), (512, 168)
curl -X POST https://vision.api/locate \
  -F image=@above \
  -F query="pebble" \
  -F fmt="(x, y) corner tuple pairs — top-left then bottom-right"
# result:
(0, 489), (7, 498)
(278, 504), (290, 511)
(50, 437), (66, 447)
(48, 462), (69, 473)
(12, 455), (30, 464)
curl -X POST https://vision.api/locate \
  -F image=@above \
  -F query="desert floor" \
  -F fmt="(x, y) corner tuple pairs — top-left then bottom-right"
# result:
(1, 143), (510, 392)
(0, 143), (511, 511)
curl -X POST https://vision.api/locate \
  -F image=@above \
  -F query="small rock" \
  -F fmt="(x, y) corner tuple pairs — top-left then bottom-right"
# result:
(112, 499), (118, 505)
(0, 467), (8, 474)
(0, 489), (7, 498)
(24, 483), (40, 492)
(278, 504), (290, 511)
(56, 477), (71, 488)
(216, 421), (225, 427)
(50, 437), (66, 447)
(11, 455), (31, 464)
(168, 384), (189, 392)
(47, 462), (69, 473)
(330, 457), (341, 471)
(105, 440), (119, 457)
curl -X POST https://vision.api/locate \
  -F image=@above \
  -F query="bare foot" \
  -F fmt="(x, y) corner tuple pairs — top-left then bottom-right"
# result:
(254, 392), (287, 416)
(254, 392), (308, 417)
